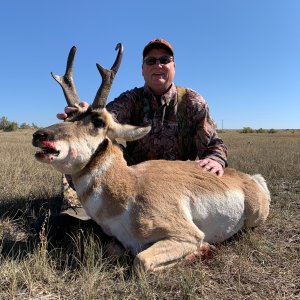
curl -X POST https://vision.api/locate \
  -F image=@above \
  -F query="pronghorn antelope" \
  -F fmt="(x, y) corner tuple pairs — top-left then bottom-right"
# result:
(32, 44), (271, 272)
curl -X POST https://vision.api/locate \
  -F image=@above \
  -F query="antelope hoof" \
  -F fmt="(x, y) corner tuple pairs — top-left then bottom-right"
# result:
(183, 243), (217, 264)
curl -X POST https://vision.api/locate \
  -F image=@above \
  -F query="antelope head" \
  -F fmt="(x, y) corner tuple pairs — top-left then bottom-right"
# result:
(32, 44), (150, 174)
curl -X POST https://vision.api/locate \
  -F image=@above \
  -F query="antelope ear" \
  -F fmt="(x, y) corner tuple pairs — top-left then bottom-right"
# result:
(108, 123), (151, 142)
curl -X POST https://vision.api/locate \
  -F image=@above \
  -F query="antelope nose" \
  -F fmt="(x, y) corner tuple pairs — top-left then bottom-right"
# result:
(33, 131), (48, 142)
(32, 131), (46, 140)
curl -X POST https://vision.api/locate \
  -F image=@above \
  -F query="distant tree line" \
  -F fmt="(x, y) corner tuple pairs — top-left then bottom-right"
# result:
(1, 116), (278, 134)
(240, 127), (277, 134)
(0, 116), (39, 132)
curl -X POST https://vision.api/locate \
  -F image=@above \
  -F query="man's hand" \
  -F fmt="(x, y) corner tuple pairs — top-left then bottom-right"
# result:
(56, 101), (89, 120)
(196, 158), (224, 176)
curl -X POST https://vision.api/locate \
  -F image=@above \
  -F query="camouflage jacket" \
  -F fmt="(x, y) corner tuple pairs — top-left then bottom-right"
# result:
(107, 83), (228, 168)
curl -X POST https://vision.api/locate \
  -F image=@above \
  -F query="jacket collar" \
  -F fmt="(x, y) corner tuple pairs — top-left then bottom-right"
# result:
(143, 83), (177, 106)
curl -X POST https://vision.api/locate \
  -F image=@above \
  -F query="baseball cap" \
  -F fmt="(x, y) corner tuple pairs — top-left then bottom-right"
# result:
(143, 38), (174, 57)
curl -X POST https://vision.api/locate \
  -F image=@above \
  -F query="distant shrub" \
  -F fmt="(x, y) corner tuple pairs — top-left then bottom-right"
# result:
(0, 116), (40, 131)
(0, 116), (10, 130)
(256, 128), (266, 133)
(240, 127), (277, 134)
(4, 121), (18, 132)
(20, 122), (31, 129)
(268, 128), (277, 134)
(31, 122), (40, 129)
(240, 127), (254, 133)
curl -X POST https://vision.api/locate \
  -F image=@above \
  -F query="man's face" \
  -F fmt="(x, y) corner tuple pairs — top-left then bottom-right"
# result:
(142, 48), (175, 95)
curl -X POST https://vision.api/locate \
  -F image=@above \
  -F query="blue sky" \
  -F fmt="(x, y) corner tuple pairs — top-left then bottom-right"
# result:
(0, 0), (299, 129)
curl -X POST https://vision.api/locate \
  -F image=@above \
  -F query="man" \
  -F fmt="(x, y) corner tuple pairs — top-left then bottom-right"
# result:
(57, 38), (227, 216)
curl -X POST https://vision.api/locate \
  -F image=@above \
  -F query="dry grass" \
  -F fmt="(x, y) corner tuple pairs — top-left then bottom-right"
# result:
(0, 129), (299, 299)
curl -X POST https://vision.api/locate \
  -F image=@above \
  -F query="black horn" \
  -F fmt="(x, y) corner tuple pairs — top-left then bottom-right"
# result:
(92, 43), (124, 109)
(51, 46), (81, 107)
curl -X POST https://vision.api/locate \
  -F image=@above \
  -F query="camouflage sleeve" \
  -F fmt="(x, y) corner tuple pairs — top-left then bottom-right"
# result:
(186, 89), (228, 168)
(106, 88), (139, 123)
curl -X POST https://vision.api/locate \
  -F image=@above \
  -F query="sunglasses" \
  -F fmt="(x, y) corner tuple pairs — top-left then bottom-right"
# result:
(143, 55), (174, 66)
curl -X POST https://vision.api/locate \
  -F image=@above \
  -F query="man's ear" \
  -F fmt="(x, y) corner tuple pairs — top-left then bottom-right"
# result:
(142, 63), (145, 78)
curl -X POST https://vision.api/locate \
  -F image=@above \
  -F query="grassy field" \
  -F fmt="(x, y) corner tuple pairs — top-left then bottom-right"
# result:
(0, 129), (299, 299)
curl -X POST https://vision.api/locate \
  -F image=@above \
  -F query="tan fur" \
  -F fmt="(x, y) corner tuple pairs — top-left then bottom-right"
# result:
(33, 108), (271, 272)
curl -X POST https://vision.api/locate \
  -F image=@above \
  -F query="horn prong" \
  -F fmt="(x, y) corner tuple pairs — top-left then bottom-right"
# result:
(92, 43), (124, 109)
(51, 46), (81, 107)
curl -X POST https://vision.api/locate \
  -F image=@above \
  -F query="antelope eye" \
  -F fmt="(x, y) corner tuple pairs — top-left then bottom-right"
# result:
(93, 118), (105, 128)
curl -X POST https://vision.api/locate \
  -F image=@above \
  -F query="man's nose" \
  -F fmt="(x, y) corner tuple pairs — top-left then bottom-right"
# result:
(155, 59), (163, 66)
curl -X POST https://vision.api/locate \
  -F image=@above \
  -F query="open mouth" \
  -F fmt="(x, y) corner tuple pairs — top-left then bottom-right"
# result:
(32, 131), (61, 161)
(153, 72), (164, 77)
(35, 146), (60, 159)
